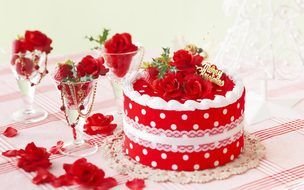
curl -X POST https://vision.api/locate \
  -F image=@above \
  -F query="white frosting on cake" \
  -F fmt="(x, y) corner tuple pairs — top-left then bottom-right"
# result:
(123, 71), (245, 111)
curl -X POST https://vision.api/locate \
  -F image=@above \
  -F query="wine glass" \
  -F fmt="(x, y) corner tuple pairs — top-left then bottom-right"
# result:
(56, 79), (98, 157)
(101, 46), (144, 118)
(10, 50), (48, 123)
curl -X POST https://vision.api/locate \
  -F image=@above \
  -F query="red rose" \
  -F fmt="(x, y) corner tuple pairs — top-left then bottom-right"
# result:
(84, 113), (117, 135)
(15, 57), (35, 76)
(24, 30), (53, 54)
(145, 66), (159, 83)
(77, 55), (108, 78)
(96, 57), (109, 76)
(183, 74), (213, 99)
(104, 33), (138, 78)
(171, 50), (204, 73)
(104, 33), (138, 54)
(63, 158), (106, 187)
(54, 63), (74, 81)
(12, 39), (34, 53)
(17, 142), (51, 172)
(152, 72), (183, 100)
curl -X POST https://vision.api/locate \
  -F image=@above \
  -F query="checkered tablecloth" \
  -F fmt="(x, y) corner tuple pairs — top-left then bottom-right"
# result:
(0, 53), (304, 190)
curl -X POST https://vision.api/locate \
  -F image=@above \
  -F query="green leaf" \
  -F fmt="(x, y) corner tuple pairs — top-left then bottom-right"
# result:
(86, 28), (110, 49)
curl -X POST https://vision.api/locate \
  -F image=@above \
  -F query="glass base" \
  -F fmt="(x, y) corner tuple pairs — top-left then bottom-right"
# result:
(12, 108), (48, 123)
(59, 140), (98, 157)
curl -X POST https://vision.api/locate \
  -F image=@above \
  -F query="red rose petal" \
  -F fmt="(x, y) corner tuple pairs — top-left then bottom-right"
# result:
(2, 149), (19, 157)
(126, 178), (145, 190)
(2, 126), (18, 137)
(94, 177), (118, 190)
(32, 168), (56, 185)
(49, 141), (64, 154)
(51, 174), (75, 187)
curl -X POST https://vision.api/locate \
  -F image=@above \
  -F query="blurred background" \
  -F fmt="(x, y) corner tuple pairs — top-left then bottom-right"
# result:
(0, 0), (235, 56)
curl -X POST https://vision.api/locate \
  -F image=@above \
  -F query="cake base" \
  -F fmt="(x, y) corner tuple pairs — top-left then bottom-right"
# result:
(100, 130), (265, 184)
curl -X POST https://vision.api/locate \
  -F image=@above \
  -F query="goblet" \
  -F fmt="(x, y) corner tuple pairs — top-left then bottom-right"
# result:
(102, 47), (144, 117)
(11, 51), (48, 123)
(56, 79), (98, 157)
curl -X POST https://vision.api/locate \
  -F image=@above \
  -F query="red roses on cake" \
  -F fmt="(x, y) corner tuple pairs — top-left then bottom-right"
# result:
(183, 74), (213, 100)
(152, 72), (183, 100)
(171, 49), (203, 74)
(143, 45), (234, 101)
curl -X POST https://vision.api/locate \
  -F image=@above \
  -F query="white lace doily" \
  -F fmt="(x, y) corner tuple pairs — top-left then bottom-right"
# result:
(100, 130), (265, 184)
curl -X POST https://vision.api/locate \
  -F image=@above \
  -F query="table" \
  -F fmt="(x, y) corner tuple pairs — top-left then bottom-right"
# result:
(0, 53), (304, 190)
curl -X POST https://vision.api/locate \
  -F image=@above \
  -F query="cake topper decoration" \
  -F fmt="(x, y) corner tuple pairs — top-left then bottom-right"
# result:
(196, 62), (225, 86)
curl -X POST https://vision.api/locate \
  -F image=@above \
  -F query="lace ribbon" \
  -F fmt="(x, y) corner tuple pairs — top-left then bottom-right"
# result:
(124, 115), (244, 138)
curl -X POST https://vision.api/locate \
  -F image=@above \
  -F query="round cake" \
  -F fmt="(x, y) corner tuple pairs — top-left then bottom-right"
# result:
(122, 46), (245, 171)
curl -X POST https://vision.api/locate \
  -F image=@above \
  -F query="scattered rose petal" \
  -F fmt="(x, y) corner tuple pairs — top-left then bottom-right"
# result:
(51, 174), (75, 187)
(126, 178), (145, 190)
(2, 126), (18, 137)
(2, 149), (19, 157)
(49, 141), (64, 154)
(94, 177), (118, 190)
(32, 168), (56, 185)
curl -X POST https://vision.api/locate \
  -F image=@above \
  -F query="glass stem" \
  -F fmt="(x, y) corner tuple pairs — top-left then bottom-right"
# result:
(17, 79), (35, 114)
(110, 80), (123, 113)
(66, 109), (85, 145)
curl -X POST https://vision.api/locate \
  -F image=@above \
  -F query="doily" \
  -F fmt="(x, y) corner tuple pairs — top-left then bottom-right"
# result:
(100, 130), (265, 184)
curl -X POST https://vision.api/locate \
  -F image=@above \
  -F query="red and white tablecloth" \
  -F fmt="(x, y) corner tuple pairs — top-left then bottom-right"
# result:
(0, 53), (304, 190)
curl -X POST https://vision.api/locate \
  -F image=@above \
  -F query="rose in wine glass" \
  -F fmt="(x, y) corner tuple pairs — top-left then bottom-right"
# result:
(11, 30), (52, 123)
(54, 55), (108, 157)
(87, 29), (144, 118)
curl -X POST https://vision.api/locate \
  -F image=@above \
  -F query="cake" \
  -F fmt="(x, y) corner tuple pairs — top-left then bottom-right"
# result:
(122, 46), (245, 171)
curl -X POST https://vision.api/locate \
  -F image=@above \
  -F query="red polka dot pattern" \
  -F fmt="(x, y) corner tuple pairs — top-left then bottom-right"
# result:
(123, 78), (246, 171)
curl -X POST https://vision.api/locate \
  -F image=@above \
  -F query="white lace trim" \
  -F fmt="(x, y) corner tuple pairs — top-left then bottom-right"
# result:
(100, 130), (265, 184)
(125, 115), (244, 138)
(124, 129), (244, 153)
